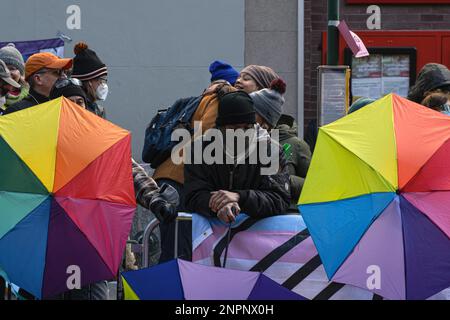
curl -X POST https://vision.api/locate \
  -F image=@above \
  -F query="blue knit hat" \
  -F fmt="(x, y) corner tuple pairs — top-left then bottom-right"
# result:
(209, 60), (239, 85)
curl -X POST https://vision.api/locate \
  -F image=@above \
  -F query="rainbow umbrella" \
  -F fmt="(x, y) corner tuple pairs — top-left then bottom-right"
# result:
(0, 97), (136, 299)
(122, 259), (306, 300)
(299, 94), (450, 300)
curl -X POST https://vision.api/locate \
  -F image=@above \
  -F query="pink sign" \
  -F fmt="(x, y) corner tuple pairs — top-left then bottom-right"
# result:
(338, 20), (369, 58)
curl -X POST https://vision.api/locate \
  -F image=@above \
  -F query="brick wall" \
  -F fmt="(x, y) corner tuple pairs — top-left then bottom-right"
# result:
(304, 0), (450, 132)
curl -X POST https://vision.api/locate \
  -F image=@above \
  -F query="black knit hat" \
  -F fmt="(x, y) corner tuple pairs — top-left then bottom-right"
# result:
(71, 42), (107, 81)
(49, 78), (87, 103)
(216, 91), (256, 127)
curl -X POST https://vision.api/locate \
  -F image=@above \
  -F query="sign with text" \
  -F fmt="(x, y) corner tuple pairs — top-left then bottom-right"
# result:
(351, 54), (410, 100)
(317, 66), (351, 126)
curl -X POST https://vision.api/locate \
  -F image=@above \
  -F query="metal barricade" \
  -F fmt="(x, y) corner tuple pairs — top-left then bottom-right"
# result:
(141, 217), (160, 268)
(173, 213), (192, 259)
(128, 212), (193, 269)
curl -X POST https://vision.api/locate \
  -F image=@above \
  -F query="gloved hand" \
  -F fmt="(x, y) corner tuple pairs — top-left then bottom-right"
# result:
(150, 200), (178, 224)
(158, 183), (180, 207)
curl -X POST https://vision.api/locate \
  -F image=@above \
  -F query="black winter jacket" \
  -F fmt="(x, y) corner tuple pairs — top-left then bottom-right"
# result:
(184, 128), (291, 219)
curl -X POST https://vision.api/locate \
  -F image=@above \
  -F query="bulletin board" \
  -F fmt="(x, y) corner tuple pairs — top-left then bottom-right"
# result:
(344, 47), (417, 101)
(317, 66), (351, 126)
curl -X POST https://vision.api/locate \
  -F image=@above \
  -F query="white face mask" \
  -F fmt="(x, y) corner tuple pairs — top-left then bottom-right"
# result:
(96, 83), (108, 101)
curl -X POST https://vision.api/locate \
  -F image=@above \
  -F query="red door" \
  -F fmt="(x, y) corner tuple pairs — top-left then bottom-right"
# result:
(442, 36), (450, 68)
(322, 31), (450, 73)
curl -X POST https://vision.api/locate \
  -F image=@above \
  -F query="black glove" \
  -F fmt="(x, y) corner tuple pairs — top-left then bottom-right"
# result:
(150, 200), (177, 224)
(158, 183), (180, 207)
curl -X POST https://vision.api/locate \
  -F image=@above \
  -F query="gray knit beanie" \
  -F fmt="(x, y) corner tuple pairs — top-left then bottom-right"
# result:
(0, 43), (25, 76)
(250, 78), (286, 128)
(240, 65), (279, 90)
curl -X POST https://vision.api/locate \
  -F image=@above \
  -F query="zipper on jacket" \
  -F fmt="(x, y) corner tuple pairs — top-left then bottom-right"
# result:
(229, 160), (238, 190)
(229, 169), (234, 190)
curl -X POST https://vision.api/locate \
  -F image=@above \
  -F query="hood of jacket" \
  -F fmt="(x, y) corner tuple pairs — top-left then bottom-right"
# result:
(408, 63), (450, 103)
(276, 114), (298, 141)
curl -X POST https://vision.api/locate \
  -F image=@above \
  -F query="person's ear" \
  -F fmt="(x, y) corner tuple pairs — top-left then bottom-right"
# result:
(33, 74), (43, 86)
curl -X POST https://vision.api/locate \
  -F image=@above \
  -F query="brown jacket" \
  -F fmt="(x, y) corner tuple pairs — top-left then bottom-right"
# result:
(152, 82), (236, 184)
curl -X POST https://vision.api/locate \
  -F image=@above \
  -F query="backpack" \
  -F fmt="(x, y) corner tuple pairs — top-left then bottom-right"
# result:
(142, 96), (202, 168)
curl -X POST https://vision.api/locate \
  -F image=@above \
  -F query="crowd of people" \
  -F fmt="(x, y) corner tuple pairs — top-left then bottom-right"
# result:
(0, 42), (184, 300)
(1, 39), (450, 300)
(0, 41), (313, 300)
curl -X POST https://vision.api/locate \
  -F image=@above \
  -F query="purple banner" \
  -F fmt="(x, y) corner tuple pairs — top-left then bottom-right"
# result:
(0, 38), (65, 61)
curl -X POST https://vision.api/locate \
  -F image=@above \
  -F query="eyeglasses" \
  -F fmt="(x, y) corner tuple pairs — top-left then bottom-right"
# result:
(97, 76), (108, 85)
(35, 69), (66, 77)
(54, 78), (83, 89)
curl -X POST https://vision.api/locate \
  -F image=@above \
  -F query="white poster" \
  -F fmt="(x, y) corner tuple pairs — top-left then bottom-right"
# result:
(381, 55), (410, 97)
(318, 67), (349, 126)
(351, 54), (410, 100)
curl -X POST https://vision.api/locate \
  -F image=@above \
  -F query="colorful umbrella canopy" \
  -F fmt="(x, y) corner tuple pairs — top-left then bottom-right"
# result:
(0, 97), (136, 299)
(299, 94), (450, 300)
(122, 259), (306, 300)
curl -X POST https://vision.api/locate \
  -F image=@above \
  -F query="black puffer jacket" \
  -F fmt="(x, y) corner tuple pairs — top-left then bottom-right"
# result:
(408, 63), (450, 103)
(184, 127), (291, 219)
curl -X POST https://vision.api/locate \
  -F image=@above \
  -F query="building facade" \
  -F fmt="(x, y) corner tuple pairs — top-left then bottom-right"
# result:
(304, 0), (450, 137)
(1, 1), (450, 156)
